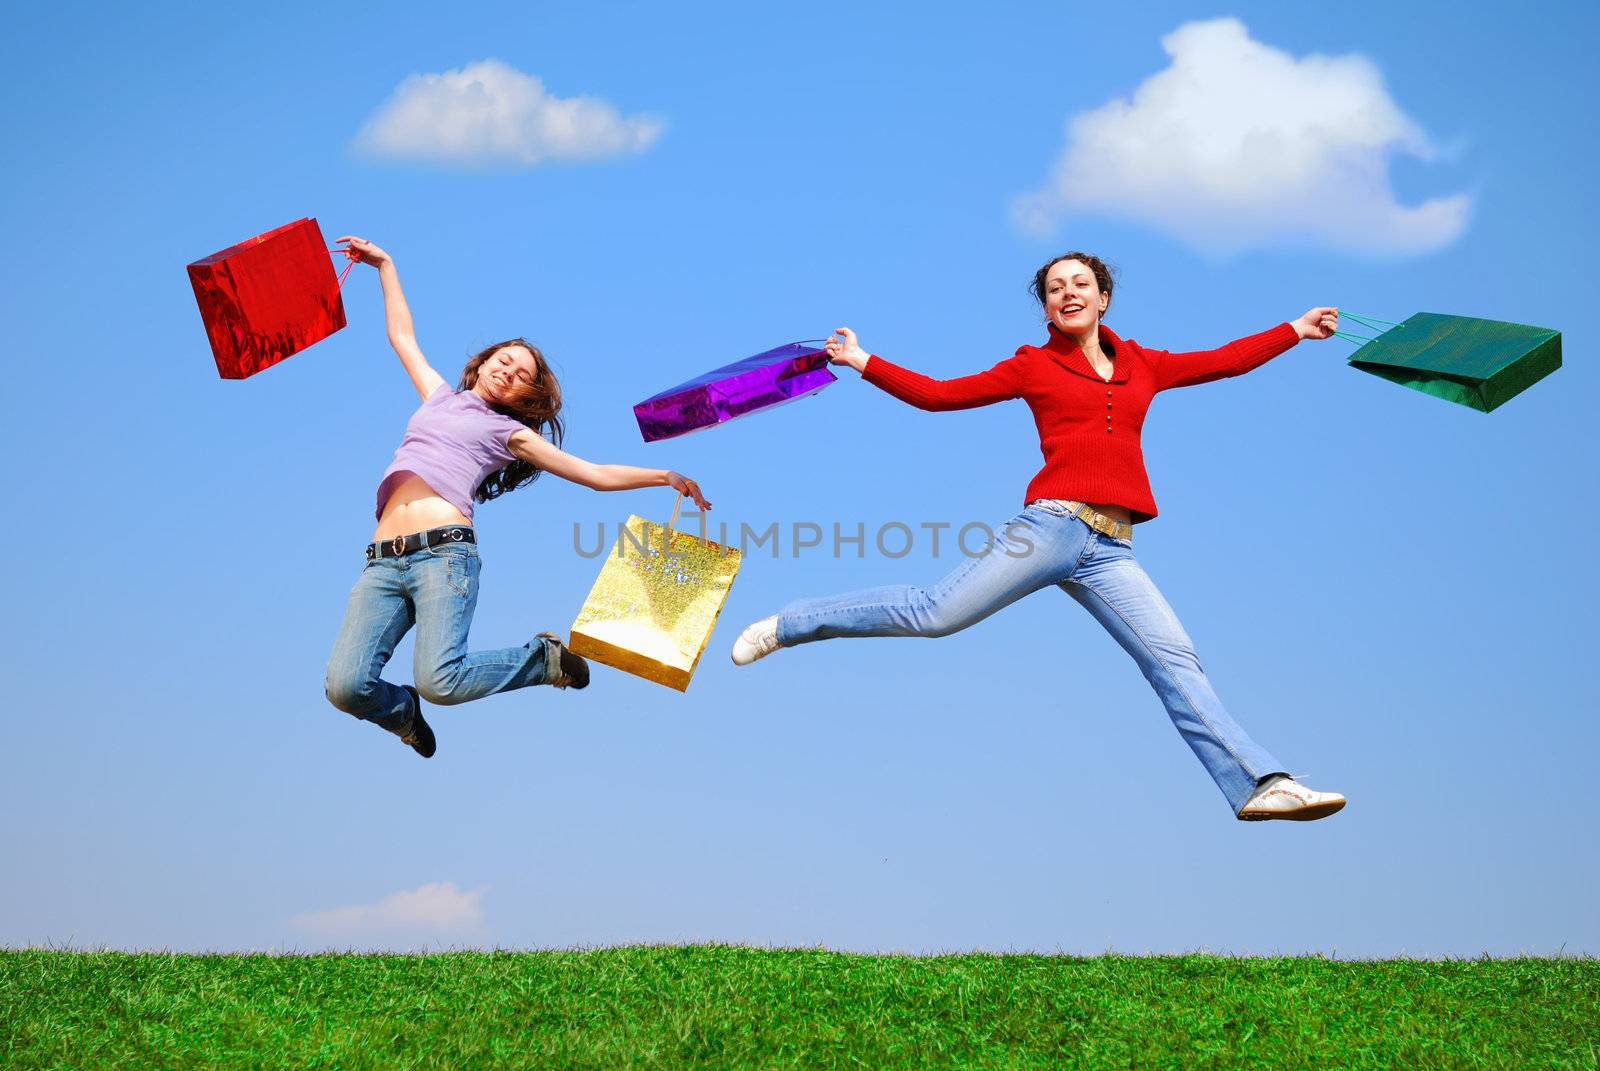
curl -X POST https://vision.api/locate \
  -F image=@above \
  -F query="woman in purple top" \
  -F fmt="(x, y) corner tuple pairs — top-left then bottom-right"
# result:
(325, 237), (712, 758)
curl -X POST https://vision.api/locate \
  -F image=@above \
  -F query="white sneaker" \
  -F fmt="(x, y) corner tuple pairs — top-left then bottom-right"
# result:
(730, 615), (781, 666)
(1237, 775), (1346, 822)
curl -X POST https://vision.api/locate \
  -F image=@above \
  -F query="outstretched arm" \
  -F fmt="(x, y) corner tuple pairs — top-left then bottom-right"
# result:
(1149, 308), (1338, 391)
(336, 236), (447, 402)
(506, 430), (711, 510)
(825, 327), (1023, 412)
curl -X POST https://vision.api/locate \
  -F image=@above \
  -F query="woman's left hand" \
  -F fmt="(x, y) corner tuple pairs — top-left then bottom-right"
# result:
(666, 471), (712, 511)
(1293, 307), (1339, 340)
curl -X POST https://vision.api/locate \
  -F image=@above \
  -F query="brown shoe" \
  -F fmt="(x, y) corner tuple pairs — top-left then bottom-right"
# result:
(538, 633), (590, 690)
(396, 685), (436, 758)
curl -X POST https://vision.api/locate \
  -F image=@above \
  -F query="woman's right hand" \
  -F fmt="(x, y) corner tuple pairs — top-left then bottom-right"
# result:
(335, 235), (391, 269)
(824, 327), (870, 373)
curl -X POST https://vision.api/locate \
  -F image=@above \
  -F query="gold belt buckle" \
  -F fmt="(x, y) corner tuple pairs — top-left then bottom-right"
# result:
(1059, 500), (1129, 542)
(391, 534), (407, 556)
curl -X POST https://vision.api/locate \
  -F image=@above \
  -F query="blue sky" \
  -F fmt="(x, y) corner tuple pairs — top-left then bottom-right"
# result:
(2, 0), (1596, 956)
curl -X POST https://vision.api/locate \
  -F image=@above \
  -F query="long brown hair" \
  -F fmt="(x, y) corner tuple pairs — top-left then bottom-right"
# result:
(458, 338), (565, 503)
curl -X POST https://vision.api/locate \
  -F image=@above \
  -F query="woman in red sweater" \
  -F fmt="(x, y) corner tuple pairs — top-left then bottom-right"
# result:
(731, 253), (1345, 822)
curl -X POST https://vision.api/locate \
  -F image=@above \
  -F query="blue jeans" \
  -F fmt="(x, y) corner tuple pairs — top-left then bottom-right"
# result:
(777, 503), (1288, 813)
(325, 538), (558, 733)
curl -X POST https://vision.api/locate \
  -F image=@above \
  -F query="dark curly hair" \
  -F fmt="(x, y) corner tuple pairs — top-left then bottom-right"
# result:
(458, 338), (565, 503)
(1029, 252), (1116, 315)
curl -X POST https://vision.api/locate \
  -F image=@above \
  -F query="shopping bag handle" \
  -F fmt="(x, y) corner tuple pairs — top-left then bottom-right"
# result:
(326, 247), (358, 291)
(663, 491), (702, 549)
(1332, 309), (1401, 346)
(327, 245), (361, 290)
(661, 491), (734, 557)
(665, 491), (711, 542)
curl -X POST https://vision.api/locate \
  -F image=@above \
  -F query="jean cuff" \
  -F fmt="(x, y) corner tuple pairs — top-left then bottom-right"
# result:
(536, 632), (565, 685)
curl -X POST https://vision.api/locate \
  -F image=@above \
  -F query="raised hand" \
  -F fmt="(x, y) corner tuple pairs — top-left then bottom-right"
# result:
(1293, 307), (1339, 341)
(335, 235), (391, 269)
(824, 327), (870, 372)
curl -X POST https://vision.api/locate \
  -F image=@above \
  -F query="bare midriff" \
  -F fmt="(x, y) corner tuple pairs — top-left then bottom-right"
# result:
(373, 473), (472, 541)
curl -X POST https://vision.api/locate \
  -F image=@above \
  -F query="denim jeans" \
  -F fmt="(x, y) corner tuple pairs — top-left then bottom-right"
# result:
(325, 538), (557, 733)
(776, 502), (1288, 813)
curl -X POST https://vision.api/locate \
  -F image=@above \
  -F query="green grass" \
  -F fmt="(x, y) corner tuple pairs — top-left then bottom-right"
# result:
(3, 947), (1596, 1069)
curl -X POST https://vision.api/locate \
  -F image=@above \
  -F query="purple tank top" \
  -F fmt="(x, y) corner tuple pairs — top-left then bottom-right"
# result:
(375, 383), (529, 521)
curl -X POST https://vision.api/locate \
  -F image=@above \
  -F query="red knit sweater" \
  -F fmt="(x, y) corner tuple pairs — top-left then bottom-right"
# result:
(861, 321), (1301, 522)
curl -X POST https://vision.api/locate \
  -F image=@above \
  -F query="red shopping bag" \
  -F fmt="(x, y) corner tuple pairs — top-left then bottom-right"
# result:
(187, 218), (348, 379)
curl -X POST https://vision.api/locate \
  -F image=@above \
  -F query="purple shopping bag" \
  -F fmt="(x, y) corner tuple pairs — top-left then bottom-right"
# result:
(634, 341), (837, 442)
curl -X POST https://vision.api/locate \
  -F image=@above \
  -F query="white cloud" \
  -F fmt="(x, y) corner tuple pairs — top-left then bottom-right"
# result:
(354, 59), (663, 167)
(1013, 18), (1470, 257)
(290, 882), (485, 941)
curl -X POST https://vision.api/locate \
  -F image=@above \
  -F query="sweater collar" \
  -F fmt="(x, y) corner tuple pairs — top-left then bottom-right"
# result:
(1041, 322), (1130, 383)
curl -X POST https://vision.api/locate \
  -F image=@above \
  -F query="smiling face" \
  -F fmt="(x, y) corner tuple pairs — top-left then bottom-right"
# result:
(472, 344), (541, 406)
(1042, 259), (1109, 337)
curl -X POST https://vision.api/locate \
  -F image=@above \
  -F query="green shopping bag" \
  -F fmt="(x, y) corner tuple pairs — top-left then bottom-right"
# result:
(1337, 311), (1561, 413)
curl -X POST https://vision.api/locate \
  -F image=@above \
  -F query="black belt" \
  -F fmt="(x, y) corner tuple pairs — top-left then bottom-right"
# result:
(366, 526), (476, 561)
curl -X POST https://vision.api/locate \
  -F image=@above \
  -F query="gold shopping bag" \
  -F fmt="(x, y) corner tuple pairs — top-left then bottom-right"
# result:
(569, 494), (742, 691)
